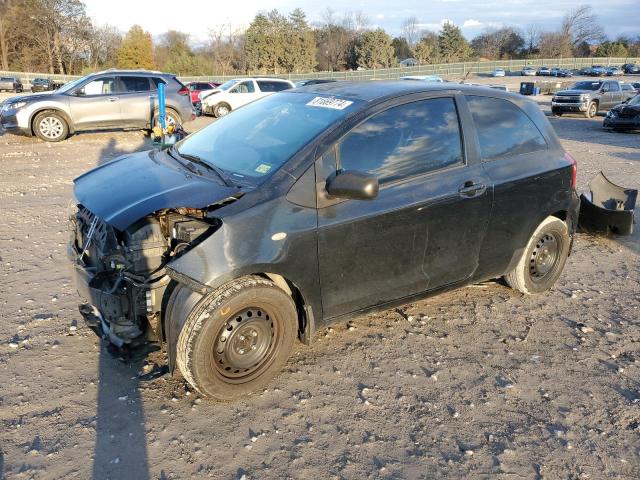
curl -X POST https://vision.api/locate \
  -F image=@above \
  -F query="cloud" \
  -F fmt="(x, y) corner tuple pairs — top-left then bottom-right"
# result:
(417, 18), (453, 31)
(375, 13), (385, 19)
(462, 19), (481, 28)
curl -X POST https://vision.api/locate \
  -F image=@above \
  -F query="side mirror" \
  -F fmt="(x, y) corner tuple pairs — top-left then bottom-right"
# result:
(326, 170), (379, 200)
(74, 89), (85, 96)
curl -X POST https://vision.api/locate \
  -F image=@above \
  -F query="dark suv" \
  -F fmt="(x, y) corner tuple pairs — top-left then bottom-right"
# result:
(0, 69), (194, 142)
(69, 82), (580, 400)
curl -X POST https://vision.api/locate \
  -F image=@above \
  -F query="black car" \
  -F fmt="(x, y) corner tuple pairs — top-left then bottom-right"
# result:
(604, 94), (640, 131)
(69, 82), (580, 400)
(622, 63), (639, 74)
(30, 78), (59, 92)
(294, 79), (337, 87)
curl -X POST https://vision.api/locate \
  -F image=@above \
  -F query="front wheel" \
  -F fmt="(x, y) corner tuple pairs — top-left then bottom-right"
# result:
(584, 101), (598, 118)
(175, 276), (298, 400)
(504, 216), (571, 295)
(33, 111), (69, 142)
(214, 102), (231, 118)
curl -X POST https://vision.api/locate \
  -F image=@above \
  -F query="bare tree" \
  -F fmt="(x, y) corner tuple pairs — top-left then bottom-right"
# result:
(524, 24), (541, 55)
(561, 5), (605, 48)
(401, 15), (419, 49)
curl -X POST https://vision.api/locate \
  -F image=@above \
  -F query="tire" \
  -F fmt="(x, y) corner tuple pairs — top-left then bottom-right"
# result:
(33, 110), (69, 142)
(504, 216), (571, 295)
(552, 109), (563, 116)
(153, 108), (181, 128)
(584, 101), (598, 118)
(175, 275), (298, 400)
(214, 102), (231, 118)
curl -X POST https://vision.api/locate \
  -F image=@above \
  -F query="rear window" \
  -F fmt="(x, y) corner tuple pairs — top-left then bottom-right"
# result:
(257, 81), (291, 92)
(119, 76), (151, 93)
(621, 84), (634, 92)
(150, 77), (166, 90)
(466, 95), (547, 161)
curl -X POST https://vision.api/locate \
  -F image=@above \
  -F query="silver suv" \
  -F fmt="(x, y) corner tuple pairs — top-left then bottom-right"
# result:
(0, 69), (194, 142)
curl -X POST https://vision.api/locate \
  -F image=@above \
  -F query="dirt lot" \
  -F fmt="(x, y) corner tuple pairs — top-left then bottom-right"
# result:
(0, 79), (639, 480)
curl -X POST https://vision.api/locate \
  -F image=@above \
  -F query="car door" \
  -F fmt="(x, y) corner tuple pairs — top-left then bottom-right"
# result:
(117, 76), (155, 127)
(315, 94), (492, 319)
(227, 80), (258, 109)
(68, 76), (121, 129)
(465, 95), (559, 280)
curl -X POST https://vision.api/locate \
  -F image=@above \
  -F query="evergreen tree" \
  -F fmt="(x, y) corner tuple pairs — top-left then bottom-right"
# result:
(414, 32), (439, 64)
(352, 28), (395, 69)
(116, 25), (154, 69)
(438, 22), (470, 62)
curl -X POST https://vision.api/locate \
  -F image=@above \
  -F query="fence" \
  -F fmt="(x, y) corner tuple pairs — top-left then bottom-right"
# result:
(1, 57), (638, 85)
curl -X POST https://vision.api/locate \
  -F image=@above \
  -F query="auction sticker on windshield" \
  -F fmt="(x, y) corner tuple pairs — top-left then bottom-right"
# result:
(306, 97), (353, 110)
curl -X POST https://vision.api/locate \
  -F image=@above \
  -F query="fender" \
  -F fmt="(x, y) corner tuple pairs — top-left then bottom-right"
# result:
(163, 196), (322, 372)
(29, 107), (75, 134)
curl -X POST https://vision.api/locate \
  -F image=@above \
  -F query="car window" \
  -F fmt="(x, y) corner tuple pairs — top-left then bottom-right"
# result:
(607, 82), (620, 92)
(466, 95), (547, 160)
(337, 97), (464, 185)
(119, 76), (151, 93)
(150, 77), (166, 90)
(231, 81), (255, 93)
(81, 77), (117, 95)
(621, 84), (633, 92)
(257, 81), (291, 92)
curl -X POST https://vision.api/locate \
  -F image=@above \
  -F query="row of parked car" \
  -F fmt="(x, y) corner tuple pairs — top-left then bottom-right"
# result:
(0, 76), (65, 93)
(493, 63), (640, 78)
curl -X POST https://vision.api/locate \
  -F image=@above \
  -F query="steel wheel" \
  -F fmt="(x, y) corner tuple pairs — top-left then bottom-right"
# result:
(213, 307), (276, 380)
(39, 116), (64, 139)
(214, 103), (230, 117)
(529, 233), (559, 281)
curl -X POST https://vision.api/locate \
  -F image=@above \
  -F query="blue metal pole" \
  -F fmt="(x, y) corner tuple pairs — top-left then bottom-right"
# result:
(158, 82), (166, 130)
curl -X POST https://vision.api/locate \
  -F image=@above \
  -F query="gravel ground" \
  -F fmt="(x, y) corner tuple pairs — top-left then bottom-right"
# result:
(0, 77), (638, 480)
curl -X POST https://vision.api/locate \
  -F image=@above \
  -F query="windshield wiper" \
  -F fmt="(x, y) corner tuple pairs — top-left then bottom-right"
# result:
(171, 147), (235, 188)
(166, 146), (199, 175)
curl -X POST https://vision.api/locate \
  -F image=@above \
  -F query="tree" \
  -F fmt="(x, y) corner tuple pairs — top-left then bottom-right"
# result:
(594, 41), (628, 58)
(538, 32), (572, 58)
(282, 8), (316, 73)
(116, 25), (155, 69)
(524, 24), (541, 56)
(438, 22), (470, 63)
(86, 24), (121, 70)
(561, 5), (605, 54)
(351, 28), (394, 69)
(400, 16), (419, 49)
(414, 32), (439, 64)
(471, 28), (524, 59)
(391, 37), (413, 60)
(155, 30), (208, 75)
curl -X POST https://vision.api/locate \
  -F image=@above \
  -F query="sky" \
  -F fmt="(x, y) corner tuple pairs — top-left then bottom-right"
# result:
(84, 0), (638, 44)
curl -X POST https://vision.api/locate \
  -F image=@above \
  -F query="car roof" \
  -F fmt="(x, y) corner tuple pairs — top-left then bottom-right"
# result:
(293, 80), (517, 103)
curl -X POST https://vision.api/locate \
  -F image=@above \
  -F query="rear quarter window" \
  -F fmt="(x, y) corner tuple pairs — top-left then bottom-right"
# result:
(466, 95), (547, 161)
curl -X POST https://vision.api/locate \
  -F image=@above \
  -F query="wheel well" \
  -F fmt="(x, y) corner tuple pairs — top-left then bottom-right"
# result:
(30, 108), (74, 135)
(551, 210), (567, 222)
(261, 273), (313, 343)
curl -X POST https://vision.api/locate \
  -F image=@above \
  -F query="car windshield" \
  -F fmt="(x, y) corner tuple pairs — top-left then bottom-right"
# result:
(628, 95), (640, 106)
(217, 80), (238, 91)
(571, 81), (602, 90)
(57, 76), (89, 93)
(176, 92), (361, 183)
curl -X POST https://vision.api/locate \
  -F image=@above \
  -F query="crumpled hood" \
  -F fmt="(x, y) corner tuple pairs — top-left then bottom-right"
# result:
(73, 150), (240, 230)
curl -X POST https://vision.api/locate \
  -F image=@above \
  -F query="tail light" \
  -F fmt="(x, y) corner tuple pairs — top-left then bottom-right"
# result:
(177, 86), (189, 96)
(565, 152), (577, 188)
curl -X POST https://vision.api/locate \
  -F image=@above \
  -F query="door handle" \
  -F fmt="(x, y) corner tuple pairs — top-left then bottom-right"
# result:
(107, 97), (118, 102)
(458, 181), (486, 198)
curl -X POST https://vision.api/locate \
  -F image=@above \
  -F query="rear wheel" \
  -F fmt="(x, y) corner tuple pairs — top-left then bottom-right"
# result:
(175, 275), (297, 400)
(504, 216), (571, 295)
(584, 101), (598, 118)
(214, 102), (231, 118)
(152, 108), (181, 128)
(33, 111), (69, 142)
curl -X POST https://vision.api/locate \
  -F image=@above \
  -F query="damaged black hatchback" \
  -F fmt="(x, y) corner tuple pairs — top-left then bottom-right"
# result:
(69, 82), (580, 400)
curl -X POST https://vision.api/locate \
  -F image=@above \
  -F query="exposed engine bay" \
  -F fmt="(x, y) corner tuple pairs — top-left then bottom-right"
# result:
(69, 204), (219, 347)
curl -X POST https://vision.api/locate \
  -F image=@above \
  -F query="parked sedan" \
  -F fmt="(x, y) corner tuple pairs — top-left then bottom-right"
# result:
(606, 67), (623, 76)
(491, 68), (506, 77)
(537, 66), (551, 76)
(604, 94), (640, 131)
(630, 82), (640, 93)
(589, 65), (607, 76)
(200, 77), (294, 117)
(521, 67), (536, 76)
(30, 78), (60, 92)
(186, 81), (220, 104)
(68, 81), (579, 400)
(622, 63), (639, 74)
